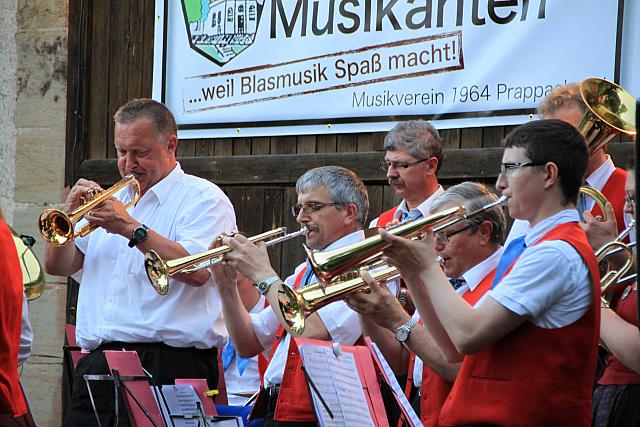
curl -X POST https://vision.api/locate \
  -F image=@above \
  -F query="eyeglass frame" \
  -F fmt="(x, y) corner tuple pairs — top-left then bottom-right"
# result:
(434, 223), (478, 245)
(380, 158), (429, 171)
(499, 162), (546, 175)
(291, 201), (341, 217)
(625, 192), (635, 205)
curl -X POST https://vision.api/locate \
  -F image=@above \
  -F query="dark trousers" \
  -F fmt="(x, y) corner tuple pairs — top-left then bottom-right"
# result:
(63, 341), (218, 427)
(0, 413), (30, 427)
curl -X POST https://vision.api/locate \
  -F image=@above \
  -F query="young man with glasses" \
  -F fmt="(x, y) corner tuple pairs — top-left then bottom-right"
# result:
(370, 120), (444, 227)
(210, 166), (370, 426)
(347, 182), (506, 427)
(375, 119), (600, 425)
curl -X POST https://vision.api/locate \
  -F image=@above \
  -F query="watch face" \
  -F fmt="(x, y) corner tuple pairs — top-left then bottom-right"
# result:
(396, 328), (409, 342)
(134, 227), (148, 240)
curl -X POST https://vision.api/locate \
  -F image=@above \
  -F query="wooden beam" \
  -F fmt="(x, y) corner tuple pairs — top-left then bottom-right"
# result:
(76, 142), (634, 186)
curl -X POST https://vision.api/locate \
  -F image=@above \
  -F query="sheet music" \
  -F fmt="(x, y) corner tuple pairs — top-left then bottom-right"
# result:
(370, 343), (422, 427)
(300, 344), (375, 427)
(154, 385), (242, 427)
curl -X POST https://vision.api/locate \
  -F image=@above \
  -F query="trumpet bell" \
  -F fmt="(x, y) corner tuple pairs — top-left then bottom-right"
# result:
(579, 78), (636, 156)
(144, 250), (170, 295)
(39, 209), (74, 246)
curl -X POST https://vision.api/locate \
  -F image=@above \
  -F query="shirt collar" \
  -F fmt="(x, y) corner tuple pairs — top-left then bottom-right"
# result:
(524, 209), (580, 247)
(395, 185), (445, 219)
(323, 229), (365, 251)
(461, 247), (503, 291)
(135, 163), (184, 205)
(585, 155), (615, 190)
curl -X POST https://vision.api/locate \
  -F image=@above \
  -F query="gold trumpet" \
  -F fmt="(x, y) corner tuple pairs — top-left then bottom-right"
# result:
(578, 77), (636, 157)
(596, 220), (636, 307)
(39, 175), (140, 246)
(579, 186), (609, 221)
(279, 264), (400, 334)
(305, 195), (508, 287)
(145, 226), (308, 295)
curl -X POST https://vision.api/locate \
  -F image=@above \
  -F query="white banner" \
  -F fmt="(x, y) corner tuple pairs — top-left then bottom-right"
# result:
(153, 0), (625, 138)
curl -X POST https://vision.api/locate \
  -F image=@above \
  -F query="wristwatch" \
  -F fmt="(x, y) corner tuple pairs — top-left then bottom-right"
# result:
(255, 275), (280, 296)
(394, 317), (418, 343)
(128, 224), (149, 248)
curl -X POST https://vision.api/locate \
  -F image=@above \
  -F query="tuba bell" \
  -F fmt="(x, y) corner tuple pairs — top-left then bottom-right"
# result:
(10, 227), (45, 301)
(578, 77), (636, 157)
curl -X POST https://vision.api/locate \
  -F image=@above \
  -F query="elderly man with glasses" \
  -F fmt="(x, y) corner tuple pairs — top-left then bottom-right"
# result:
(370, 120), (444, 228)
(347, 182), (506, 426)
(210, 166), (372, 427)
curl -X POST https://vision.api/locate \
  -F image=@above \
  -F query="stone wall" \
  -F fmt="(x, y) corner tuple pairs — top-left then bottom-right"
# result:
(3, 1), (70, 425)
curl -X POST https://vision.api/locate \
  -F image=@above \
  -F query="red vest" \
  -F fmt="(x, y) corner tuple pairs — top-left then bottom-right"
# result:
(440, 222), (601, 427)
(377, 205), (400, 228)
(418, 269), (496, 427)
(257, 266), (316, 422)
(598, 285), (640, 385)
(590, 167), (628, 236)
(0, 221), (27, 417)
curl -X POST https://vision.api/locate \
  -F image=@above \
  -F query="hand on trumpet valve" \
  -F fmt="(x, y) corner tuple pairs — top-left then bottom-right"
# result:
(209, 262), (239, 294)
(581, 202), (617, 250)
(65, 178), (103, 212)
(345, 269), (409, 331)
(378, 227), (438, 278)
(220, 233), (278, 285)
(83, 197), (137, 236)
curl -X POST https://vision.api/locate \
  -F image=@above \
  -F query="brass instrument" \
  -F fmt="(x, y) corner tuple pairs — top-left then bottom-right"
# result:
(10, 227), (45, 301)
(145, 227), (308, 295)
(279, 265), (400, 334)
(305, 195), (509, 287)
(39, 175), (140, 246)
(578, 78), (636, 157)
(579, 186), (609, 221)
(596, 221), (636, 307)
(280, 195), (509, 333)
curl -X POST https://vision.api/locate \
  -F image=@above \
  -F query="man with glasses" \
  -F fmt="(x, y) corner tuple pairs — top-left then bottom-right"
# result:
(375, 120), (600, 425)
(347, 182), (505, 426)
(370, 120), (444, 228)
(210, 166), (370, 426)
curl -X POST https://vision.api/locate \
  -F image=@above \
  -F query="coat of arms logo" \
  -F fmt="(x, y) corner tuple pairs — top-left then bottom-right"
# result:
(182, 0), (265, 66)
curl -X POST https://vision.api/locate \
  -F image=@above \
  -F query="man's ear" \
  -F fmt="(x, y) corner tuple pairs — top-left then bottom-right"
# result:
(167, 134), (178, 155)
(543, 162), (559, 190)
(477, 220), (493, 245)
(425, 156), (439, 175)
(342, 203), (359, 226)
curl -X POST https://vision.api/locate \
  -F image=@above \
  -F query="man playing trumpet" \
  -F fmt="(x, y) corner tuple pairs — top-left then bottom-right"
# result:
(45, 99), (236, 426)
(211, 166), (370, 426)
(347, 182), (506, 426)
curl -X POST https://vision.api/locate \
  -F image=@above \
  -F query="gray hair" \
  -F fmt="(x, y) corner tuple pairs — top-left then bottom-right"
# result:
(384, 120), (444, 173)
(431, 182), (506, 244)
(537, 83), (587, 117)
(114, 98), (178, 139)
(296, 166), (369, 228)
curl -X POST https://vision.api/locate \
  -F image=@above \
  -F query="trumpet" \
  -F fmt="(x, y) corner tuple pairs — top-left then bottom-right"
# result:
(39, 175), (140, 246)
(145, 226), (308, 295)
(278, 264), (400, 334)
(306, 195), (508, 287)
(579, 186), (609, 221)
(578, 78), (636, 157)
(596, 220), (636, 308)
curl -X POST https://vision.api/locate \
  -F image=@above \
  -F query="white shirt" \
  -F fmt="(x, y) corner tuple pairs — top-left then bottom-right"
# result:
(412, 247), (503, 387)
(504, 157), (631, 247)
(250, 230), (365, 388)
(73, 163), (236, 350)
(486, 210), (592, 328)
(18, 293), (32, 366)
(369, 186), (445, 227)
(224, 295), (265, 406)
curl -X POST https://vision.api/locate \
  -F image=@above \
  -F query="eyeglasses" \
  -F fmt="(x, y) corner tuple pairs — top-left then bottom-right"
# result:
(625, 192), (636, 205)
(499, 162), (545, 175)
(291, 201), (339, 217)
(434, 223), (477, 245)
(381, 158), (428, 171)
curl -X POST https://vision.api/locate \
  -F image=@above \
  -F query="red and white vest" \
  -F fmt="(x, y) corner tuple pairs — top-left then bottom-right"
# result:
(439, 222), (600, 427)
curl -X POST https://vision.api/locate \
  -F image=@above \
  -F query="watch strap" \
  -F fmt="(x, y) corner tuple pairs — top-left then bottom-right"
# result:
(255, 275), (280, 295)
(128, 224), (149, 248)
(395, 317), (418, 342)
